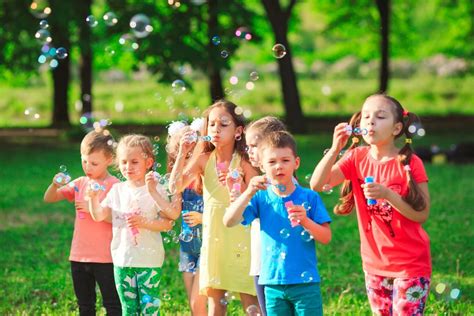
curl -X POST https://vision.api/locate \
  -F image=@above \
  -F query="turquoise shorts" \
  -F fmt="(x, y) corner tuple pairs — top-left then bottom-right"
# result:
(264, 282), (322, 316)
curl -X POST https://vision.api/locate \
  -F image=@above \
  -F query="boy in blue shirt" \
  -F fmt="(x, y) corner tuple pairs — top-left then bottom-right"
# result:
(224, 131), (332, 316)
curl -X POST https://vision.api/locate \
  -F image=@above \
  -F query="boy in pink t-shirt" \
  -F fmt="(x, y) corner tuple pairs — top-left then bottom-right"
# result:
(44, 130), (121, 315)
(310, 94), (431, 315)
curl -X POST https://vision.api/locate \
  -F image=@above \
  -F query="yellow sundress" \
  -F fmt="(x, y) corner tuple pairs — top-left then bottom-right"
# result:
(199, 151), (255, 296)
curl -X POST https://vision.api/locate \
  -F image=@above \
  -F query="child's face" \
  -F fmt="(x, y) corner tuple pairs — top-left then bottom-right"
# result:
(360, 97), (402, 146)
(81, 150), (112, 180)
(117, 146), (153, 182)
(260, 146), (299, 184)
(245, 130), (260, 168)
(207, 107), (242, 147)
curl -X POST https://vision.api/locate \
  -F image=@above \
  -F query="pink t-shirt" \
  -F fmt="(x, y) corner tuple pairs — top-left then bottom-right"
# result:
(337, 146), (431, 278)
(59, 175), (119, 263)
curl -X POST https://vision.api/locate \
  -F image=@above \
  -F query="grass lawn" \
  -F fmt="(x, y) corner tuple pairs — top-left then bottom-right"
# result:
(0, 131), (473, 315)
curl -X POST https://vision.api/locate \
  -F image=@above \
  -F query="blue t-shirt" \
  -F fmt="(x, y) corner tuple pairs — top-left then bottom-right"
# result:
(180, 189), (203, 254)
(242, 185), (331, 285)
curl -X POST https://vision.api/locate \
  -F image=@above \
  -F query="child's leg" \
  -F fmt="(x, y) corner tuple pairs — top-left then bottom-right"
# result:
(136, 267), (162, 316)
(92, 263), (121, 316)
(364, 272), (394, 316)
(291, 283), (323, 316)
(253, 275), (267, 316)
(190, 270), (207, 315)
(70, 261), (97, 315)
(239, 292), (260, 314)
(207, 288), (226, 316)
(114, 266), (140, 315)
(264, 285), (293, 316)
(392, 276), (430, 315)
(179, 250), (195, 301)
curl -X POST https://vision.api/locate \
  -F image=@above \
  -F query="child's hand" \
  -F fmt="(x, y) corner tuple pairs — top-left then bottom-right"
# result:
(226, 168), (243, 191)
(179, 131), (197, 155)
(75, 200), (89, 212)
(216, 162), (229, 186)
(85, 183), (100, 200)
(247, 175), (268, 194)
(332, 123), (351, 152)
(287, 204), (308, 225)
(52, 172), (69, 187)
(126, 213), (146, 229)
(145, 171), (158, 193)
(183, 211), (202, 227)
(362, 182), (390, 200)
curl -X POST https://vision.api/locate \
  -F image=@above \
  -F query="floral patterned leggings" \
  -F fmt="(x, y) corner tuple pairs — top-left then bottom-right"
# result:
(365, 272), (431, 316)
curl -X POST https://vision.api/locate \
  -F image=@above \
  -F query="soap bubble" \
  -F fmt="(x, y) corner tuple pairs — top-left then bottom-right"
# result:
(249, 71), (259, 81)
(130, 14), (152, 38)
(103, 11), (118, 26)
(86, 15), (98, 27)
(220, 50), (229, 58)
(56, 47), (68, 59)
(211, 35), (221, 46)
(35, 29), (52, 43)
(119, 33), (139, 51)
(322, 184), (333, 195)
(171, 80), (186, 94)
(301, 271), (314, 283)
(301, 230), (313, 242)
(279, 228), (290, 239)
(39, 20), (49, 29)
(30, 1), (52, 19)
(272, 44), (287, 59)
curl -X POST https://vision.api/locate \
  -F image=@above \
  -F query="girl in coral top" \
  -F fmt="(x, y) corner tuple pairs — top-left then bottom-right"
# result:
(310, 94), (431, 315)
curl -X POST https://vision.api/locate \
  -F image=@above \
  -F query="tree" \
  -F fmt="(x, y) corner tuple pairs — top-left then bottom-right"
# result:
(261, 0), (306, 133)
(375, 0), (390, 92)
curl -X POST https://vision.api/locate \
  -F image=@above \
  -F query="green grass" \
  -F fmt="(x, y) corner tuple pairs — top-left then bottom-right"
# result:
(1, 132), (473, 315)
(0, 75), (473, 128)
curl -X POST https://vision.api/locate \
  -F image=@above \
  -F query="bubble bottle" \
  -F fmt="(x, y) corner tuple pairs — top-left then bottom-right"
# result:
(284, 201), (299, 227)
(364, 176), (377, 205)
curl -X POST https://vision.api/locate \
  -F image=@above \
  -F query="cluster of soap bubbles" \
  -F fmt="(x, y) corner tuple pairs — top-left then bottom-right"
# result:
(55, 165), (72, 185)
(79, 112), (112, 132)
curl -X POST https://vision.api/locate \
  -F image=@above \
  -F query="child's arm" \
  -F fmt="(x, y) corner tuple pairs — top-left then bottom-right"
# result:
(288, 205), (332, 244)
(363, 181), (431, 223)
(223, 175), (267, 227)
(126, 215), (174, 232)
(169, 132), (205, 194)
(146, 171), (181, 220)
(43, 173), (67, 203)
(87, 187), (112, 222)
(310, 123), (350, 191)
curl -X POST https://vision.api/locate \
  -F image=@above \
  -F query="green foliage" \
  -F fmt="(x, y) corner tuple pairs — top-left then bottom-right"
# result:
(0, 132), (473, 314)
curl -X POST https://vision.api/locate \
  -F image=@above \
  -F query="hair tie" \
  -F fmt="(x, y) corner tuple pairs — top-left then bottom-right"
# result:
(403, 110), (409, 117)
(352, 137), (359, 144)
(405, 138), (412, 144)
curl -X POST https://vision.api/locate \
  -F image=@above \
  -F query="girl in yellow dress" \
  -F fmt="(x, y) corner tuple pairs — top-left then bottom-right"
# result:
(170, 100), (260, 315)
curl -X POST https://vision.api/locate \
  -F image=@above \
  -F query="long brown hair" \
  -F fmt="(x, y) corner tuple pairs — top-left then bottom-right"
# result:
(199, 99), (249, 160)
(334, 94), (427, 215)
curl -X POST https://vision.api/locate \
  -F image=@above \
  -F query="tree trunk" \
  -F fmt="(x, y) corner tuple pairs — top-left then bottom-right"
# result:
(51, 50), (71, 127)
(376, 0), (390, 92)
(78, 0), (93, 114)
(261, 0), (305, 133)
(207, 0), (224, 102)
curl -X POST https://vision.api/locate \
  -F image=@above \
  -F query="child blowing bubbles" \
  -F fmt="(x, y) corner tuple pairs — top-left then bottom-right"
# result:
(43, 130), (121, 315)
(310, 94), (431, 315)
(170, 100), (260, 315)
(88, 134), (179, 316)
(166, 120), (207, 315)
(224, 131), (332, 316)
